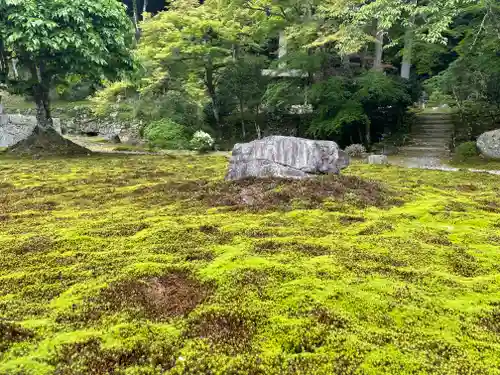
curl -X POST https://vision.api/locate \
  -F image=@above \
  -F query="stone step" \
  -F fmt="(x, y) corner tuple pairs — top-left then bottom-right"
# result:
(411, 135), (452, 140)
(411, 133), (451, 139)
(409, 140), (450, 146)
(399, 146), (450, 153)
(417, 114), (454, 119)
(413, 128), (453, 133)
(417, 124), (454, 129)
(417, 116), (453, 122)
(416, 117), (453, 123)
(415, 122), (453, 127)
(399, 148), (451, 157)
(410, 133), (451, 142)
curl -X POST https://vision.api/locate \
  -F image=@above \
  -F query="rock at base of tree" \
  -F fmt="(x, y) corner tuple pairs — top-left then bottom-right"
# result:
(7, 126), (90, 156)
(368, 155), (389, 165)
(477, 129), (500, 160)
(225, 136), (350, 181)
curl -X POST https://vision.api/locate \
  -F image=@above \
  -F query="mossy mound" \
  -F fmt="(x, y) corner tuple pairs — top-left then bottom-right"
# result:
(7, 127), (90, 156)
(1, 154), (500, 374)
(134, 174), (401, 212)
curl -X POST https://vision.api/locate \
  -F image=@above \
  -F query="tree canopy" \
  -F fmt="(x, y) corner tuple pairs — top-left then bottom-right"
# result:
(0, 0), (135, 131)
(2, 0), (499, 152)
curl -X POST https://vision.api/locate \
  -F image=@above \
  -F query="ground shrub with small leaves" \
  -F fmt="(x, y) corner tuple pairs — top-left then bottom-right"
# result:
(1, 154), (500, 374)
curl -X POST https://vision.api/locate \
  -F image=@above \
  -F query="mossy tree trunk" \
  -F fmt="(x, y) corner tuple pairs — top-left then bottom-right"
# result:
(32, 66), (53, 130)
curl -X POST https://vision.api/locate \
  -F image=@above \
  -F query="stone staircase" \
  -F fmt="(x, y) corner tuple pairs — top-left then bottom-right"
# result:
(399, 112), (454, 157)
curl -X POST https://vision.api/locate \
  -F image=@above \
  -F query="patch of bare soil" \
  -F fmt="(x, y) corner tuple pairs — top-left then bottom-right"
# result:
(12, 235), (54, 255)
(98, 271), (212, 321)
(136, 175), (401, 211)
(53, 337), (176, 375)
(187, 310), (258, 354)
(478, 306), (500, 334)
(0, 321), (34, 353)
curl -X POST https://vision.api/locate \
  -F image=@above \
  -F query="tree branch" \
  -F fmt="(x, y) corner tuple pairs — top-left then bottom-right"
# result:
(242, 2), (287, 20)
(471, 10), (488, 49)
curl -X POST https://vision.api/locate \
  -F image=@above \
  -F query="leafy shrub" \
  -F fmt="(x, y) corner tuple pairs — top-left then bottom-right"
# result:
(453, 142), (479, 162)
(452, 101), (500, 145)
(190, 131), (214, 153)
(144, 119), (189, 150)
(345, 144), (367, 158)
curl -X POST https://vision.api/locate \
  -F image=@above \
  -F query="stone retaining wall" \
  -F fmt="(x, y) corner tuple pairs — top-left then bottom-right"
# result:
(0, 115), (61, 147)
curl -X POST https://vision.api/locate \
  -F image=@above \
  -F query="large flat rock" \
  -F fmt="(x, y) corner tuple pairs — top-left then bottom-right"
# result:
(0, 114), (61, 147)
(225, 136), (349, 181)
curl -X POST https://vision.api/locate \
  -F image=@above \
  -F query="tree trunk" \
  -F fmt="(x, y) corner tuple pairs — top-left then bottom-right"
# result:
(341, 54), (350, 69)
(142, 0), (148, 14)
(33, 82), (54, 130)
(278, 30), (287, 69)
(239, 98), (246, 140)
(401, 27), (413, 79)
(204, 59), (220, 128)
(254, 105), (262, 139)
(365, 121), (371, 147)
(11, 59), (19, 79)
(132, 0), (140, 40)
(373, 20), (384, 72)
(357, 127), (363, 145)
(0, 40), (9, 82)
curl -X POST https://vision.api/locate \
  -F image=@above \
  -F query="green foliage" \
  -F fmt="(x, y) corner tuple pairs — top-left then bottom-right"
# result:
(453, 141), (479, 162)
(0, 0), (135, 95)
(91, 81), (138, 117)
(308, 72), (412, 145)
(425, 1), (500, 144)
(144, 119), (190, 150)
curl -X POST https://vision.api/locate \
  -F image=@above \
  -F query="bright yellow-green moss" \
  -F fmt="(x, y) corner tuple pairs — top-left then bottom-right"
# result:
(1, 154), (500, 374)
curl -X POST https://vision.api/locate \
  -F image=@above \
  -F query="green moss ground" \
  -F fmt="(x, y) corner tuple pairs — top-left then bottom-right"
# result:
(1, 154), (500, 374)
(450, 157), (500, 171)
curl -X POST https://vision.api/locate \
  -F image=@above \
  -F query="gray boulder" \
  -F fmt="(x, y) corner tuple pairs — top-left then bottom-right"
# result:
(477, 129), (500, 159)
(225, 136), (349, 181)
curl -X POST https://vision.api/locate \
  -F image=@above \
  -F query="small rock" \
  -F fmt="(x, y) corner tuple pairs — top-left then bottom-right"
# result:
(477, 129), (500, 160)
(368, 155), (389, 165)
(110, 134), (121, 144)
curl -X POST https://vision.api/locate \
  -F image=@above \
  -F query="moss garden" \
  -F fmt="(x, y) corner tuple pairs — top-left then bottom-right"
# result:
(1, 154), (500, 375)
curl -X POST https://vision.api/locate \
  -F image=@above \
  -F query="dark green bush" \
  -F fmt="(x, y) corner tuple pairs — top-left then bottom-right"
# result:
(144, 119), (190, 150)
(453, 141), (479, 162)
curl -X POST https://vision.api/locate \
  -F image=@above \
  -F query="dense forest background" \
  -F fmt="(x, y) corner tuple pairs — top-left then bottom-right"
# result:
(2, 0), (499, 151)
